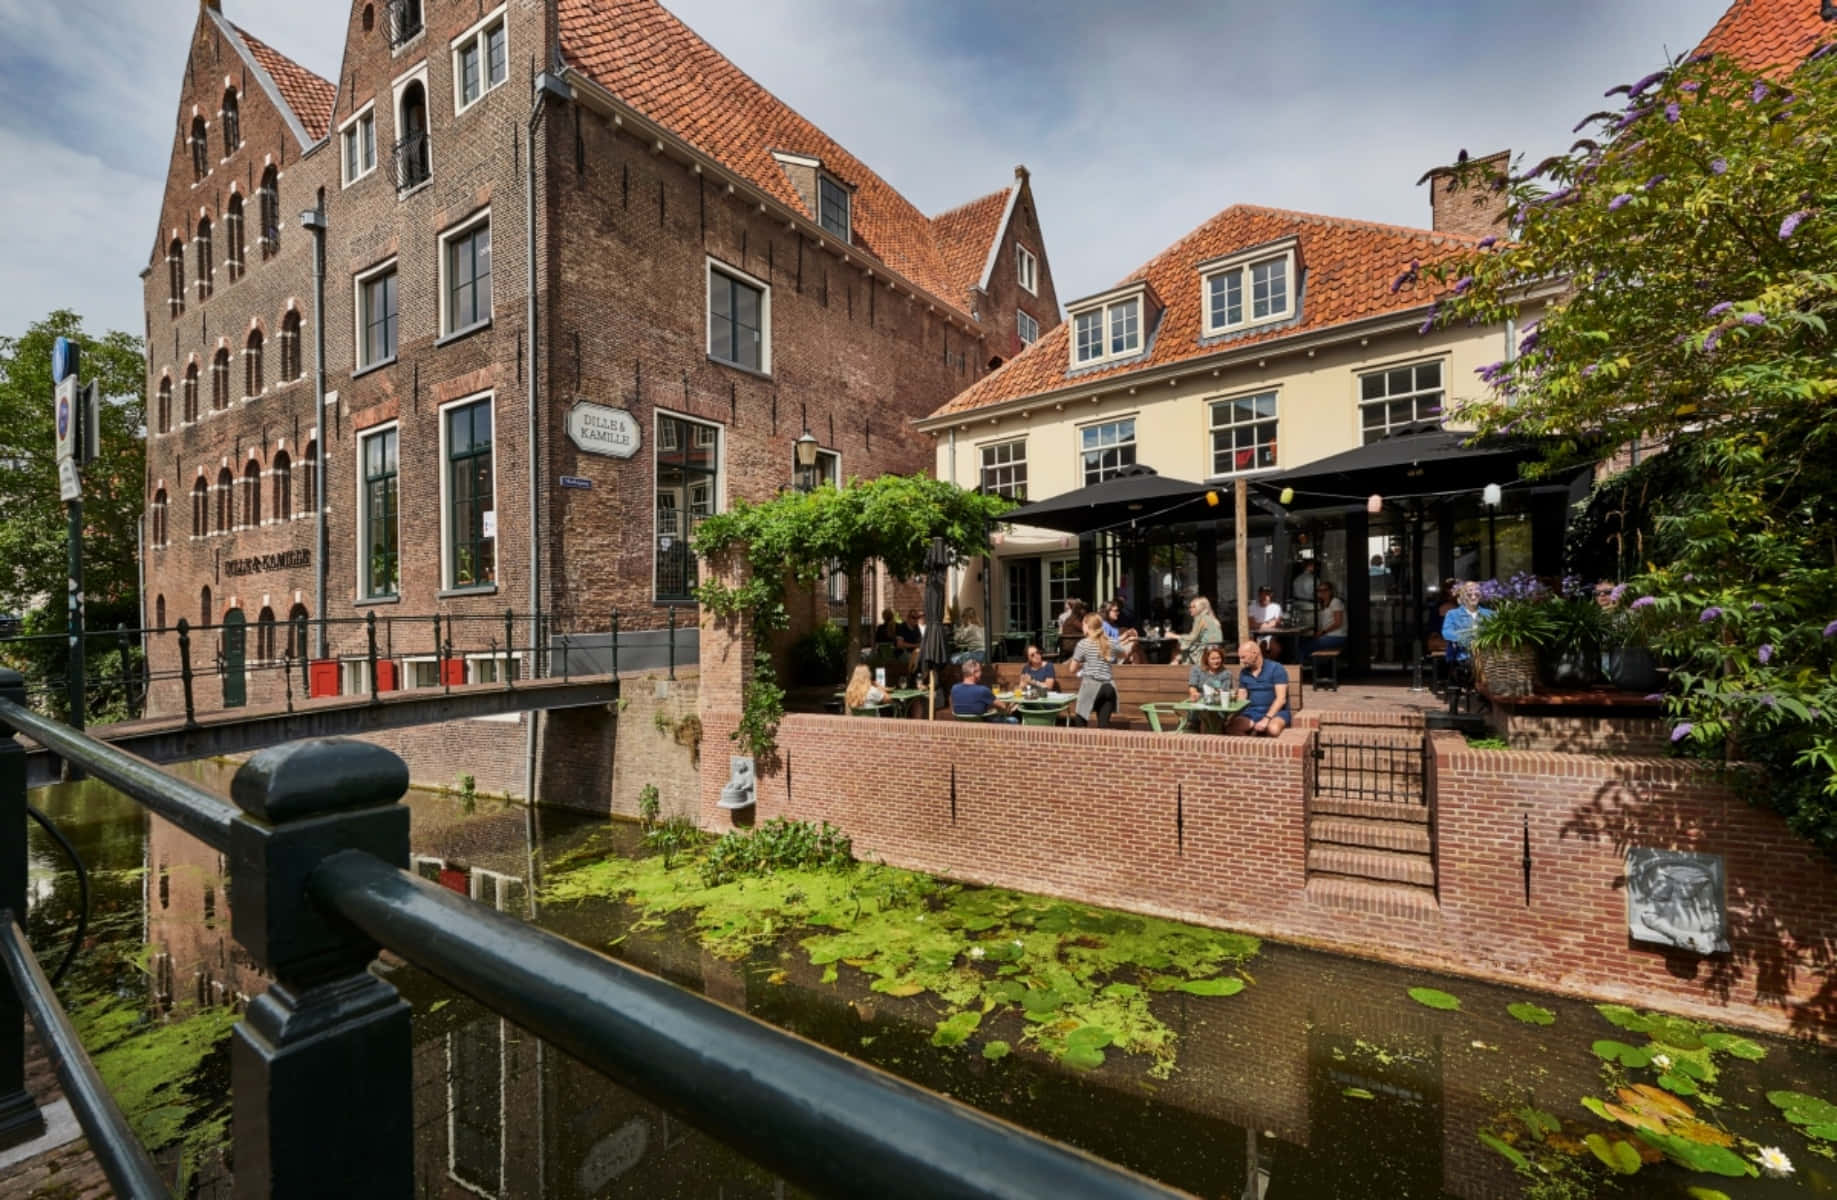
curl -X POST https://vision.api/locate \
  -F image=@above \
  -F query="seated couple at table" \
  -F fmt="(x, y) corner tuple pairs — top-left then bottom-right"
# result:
(949, 660), (1019, 722)
(1187, 642), (1291, 736)
(953, 617), (1136, 726)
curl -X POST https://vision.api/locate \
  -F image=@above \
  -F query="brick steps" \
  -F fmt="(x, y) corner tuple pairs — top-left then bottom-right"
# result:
(1307, 845), (1437, 888)
(1310, 796), (1430, 824)
(1309, 814), (1432, 855)
(1305, 876), (1440, 919)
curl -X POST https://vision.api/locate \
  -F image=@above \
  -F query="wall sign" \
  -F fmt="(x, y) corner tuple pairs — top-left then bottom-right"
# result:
(1626, 848), (1729, 955)
(560, 475), (593, 490)
(224, 548), (312, 578)
(568, 402), (642, 459)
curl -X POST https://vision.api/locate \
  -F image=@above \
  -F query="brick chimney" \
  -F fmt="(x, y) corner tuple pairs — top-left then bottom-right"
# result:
(1426, 150), (1511, 240)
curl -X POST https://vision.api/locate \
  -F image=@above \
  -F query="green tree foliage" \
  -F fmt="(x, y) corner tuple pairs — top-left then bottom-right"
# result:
(1422, 47), (1837, 847)
(0, 311), (147, 715)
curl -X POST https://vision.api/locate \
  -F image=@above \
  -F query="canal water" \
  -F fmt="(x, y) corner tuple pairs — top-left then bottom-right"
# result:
(23, 764), (1837, 1199)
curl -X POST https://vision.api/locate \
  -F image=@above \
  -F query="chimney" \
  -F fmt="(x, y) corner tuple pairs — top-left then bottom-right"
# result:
(1426, 150), (1511, 240)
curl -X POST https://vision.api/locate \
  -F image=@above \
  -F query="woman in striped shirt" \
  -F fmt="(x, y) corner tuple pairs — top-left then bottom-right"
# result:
(1069, 612), (1135, 728)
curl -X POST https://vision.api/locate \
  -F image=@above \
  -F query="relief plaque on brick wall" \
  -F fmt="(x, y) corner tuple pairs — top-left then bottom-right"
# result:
(1626, 848), (1729, 955)
(567, 402), (641, 459)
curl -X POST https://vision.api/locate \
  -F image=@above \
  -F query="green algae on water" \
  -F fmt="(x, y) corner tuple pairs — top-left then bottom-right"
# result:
(544, 835), (1259, 1077)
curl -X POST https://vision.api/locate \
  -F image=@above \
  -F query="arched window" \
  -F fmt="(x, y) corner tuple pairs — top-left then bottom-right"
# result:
(155, 595), (166, 632)
(183, 362), (200, 423)
(216, 466), (233, 532)
(245, 328), (263, 398)
(190, 478), (209, 536)
(259, 167), (280, 258)
(151, 489), (168, 547)
(168, 240), (185, 315)
(280, 310), (302, 381)
(256, 607), (276, 662)
(287, 603), (310, 660)
(196, 217), (213, 300)
(221, 90), (240, 156)
(300, 441), (317, 518)
(272, 449), (292, 519)
(212, 347), (230, 410)
(156, 377), (172, 434)
(201, 585), (213, 627)
(243, 459), (262, 527)
(190, 117), (209, 180)
(226, 193), (245, 281)
(396, 81), (430, 189)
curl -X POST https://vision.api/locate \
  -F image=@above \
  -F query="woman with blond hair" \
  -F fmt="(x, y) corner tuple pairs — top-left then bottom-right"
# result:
(843, 664), (888, 713)
(1069, 611), (1135, 728)
(1177, 596), (1224, 664)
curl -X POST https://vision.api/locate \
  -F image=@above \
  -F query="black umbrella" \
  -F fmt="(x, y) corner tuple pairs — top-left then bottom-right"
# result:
(921, 538), (952, 717)
(998, 464), (1213, 535)
(1260, 424), (1552, 504)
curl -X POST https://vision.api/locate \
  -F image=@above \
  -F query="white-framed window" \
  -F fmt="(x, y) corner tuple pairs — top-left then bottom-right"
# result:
(1016, 244), (1038, 295)
(980, 439), (1027, 500)
(794, 446), (840, 493)
(1359, 359), (1444, 444)
(354, 259), (398, 370)
(452, 8), (508, 113)
(440, 210), (492, 335)
(393, 62), (433, 192)
(1209, 391), (1278, 476)
(357, 423), (400, 599)
(1016, 309), (1040, 346)
(1070, 292), (1143, 367)
(340, 659), (372, 696)
(340, 105), (377, 186)
(817, 175), (850, 242)
(655, 410), (722, 602)
(1047, 558), (1080, 616)
(1079, 418), (1136, 485)
(466, 652), (523, 685)
(403, 657), (442, 689)
(441, 393), (497, 590)
(1201, 242), (1297, 336)
(707, 259), (770, 373)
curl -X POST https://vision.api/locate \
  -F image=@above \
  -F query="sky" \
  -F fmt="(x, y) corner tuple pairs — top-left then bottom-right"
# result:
(0, 0), (1734, 345)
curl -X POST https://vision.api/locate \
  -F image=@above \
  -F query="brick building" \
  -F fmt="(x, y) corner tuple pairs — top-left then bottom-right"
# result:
(138, 0), (1060, 786)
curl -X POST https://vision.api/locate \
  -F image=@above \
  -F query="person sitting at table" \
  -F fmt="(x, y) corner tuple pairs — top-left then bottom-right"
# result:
(950, 659), (1016, 722)
(1248, 586), (1284, 656)
(898, 608), (924, 676)
(1187, 645), (1233, 702)
(1176, 596), (1224, 664)
(1020, 644), (1058, 691)
(873, 608), (901, 649)
(951, 609), (987, 665)
(1440, 582), (1493, 663)
(1101, 600), (1147, 663)
(1228, 639), (1291, 737)
(1427, 577), (1460, 658)
(843, 664), (888, 712)
(1299, 582), (1347, 659)
(1070, 612), (1136, 728)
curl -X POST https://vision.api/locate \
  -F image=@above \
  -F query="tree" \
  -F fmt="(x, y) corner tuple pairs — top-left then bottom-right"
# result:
(1421, 46), (1837, 848)
(0, 311), (147, 715)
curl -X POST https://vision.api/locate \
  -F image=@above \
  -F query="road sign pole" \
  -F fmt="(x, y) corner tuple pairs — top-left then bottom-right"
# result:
(52, 339), (85, 733)
(66, 498), (83, 733)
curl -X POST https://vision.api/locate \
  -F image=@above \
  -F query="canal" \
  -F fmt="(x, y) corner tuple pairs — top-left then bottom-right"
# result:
(22, 763), (1837, 1198)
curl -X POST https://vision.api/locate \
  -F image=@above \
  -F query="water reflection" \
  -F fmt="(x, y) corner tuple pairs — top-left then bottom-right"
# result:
(24, 764), (1837, 1199)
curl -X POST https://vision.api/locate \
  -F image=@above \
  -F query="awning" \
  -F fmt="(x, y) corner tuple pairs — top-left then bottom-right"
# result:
(1260, 424), (1552, 504)
(997, 464), (1216, 535)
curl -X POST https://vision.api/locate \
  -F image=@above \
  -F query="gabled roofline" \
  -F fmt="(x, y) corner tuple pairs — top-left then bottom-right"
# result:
(558, 65), (985, 333)
(974, 175), (1024, 294)
(207, 8), (322, 151)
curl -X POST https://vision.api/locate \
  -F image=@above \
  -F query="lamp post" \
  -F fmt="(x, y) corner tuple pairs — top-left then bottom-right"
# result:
(1483, 482), (1502, 578)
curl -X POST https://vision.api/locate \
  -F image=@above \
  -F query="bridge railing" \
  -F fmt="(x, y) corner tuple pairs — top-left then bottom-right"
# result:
(0, 670), (1177, 1199)
(0, 607), (698, 727)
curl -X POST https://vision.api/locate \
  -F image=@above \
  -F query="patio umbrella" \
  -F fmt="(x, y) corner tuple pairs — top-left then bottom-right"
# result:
(998, 464), (1212, 535)
(920, 537), (952, 719)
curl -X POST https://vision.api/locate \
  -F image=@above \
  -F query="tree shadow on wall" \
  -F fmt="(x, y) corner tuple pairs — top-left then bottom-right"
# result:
(1559, 773), (1837, 1038)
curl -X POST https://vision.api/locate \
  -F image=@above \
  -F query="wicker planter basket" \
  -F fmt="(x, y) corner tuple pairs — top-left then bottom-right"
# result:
(1474, 645), (1538, 697)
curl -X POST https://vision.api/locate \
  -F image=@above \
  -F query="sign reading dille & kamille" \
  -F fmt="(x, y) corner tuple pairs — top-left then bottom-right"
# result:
(224, 548), (311, 578)
(567, 402), (641, 459)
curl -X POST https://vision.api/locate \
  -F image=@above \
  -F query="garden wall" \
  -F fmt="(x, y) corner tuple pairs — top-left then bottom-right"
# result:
(696, 714), (1837, 1037)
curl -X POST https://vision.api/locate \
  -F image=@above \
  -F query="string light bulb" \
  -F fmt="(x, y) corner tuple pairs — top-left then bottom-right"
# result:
(1279, 487), (1295, 506)
(1367, 494), (1383, 514)
(1483, 483), (1503, 507)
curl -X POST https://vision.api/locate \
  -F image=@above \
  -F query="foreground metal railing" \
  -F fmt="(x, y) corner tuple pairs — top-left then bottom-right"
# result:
(0, 668), (1177, 1198)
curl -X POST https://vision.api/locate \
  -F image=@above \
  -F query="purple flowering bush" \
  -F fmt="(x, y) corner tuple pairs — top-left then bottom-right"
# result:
(1414, 46), (1837, 850)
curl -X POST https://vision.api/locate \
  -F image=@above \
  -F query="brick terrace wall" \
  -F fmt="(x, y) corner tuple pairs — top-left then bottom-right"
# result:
(606, 675), (701, 821)
(359, 714), (532, 801)
(699, 709), (1837, 1036)
(1492, 712), (1670, 755)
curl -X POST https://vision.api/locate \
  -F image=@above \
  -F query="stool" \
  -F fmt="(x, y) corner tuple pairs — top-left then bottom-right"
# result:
(1308, 649), (1342, 691)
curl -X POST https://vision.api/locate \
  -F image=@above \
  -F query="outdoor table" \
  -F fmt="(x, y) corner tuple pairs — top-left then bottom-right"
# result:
(1172, 698), (1249, 733)
(1004, 690), (1077, 726)
(1136, 636), (1180, 664)
(833, 687), (930, 717)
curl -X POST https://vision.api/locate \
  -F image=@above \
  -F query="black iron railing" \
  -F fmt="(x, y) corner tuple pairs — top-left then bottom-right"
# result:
(1312, 727), (1429, 806)
(393, 131), (430, 191)
(0, 669), (1178, 1198)
(385, 0), (423, 46)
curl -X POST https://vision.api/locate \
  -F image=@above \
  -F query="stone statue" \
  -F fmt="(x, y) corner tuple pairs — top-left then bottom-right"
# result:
(1626, 848), (1729, 955)
(718, 756), (756, 810)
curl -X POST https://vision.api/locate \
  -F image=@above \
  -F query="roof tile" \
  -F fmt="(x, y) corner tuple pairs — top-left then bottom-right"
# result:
(1696, 0), (1834, 73)
(930, 187), (1011, 305)
(233, 24), (335, 141)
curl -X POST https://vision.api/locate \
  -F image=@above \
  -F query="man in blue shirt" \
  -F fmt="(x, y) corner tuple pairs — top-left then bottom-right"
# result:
(1440, 583), (1493, 663)
(1227, 639), (1291, 736)
(950, 660), (1017, 722)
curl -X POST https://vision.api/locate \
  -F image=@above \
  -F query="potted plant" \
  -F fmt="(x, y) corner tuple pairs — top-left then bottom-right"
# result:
(1468, 576), (1555, 697)
(1540, 578), (1609, 689)
(1600, 588), (1661, 692)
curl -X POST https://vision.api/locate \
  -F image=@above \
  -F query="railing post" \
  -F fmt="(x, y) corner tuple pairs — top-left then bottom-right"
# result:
(667, 605), (677, 681)
(229, 738), (414, 1199)
(295, 614), (309, 699)
(365, 611), (380, 703)
(442, 617), (454, 695)
(610, 610), (620, 678)
(0, 671), (45, 1150)
(177, 618), (198, 729)
(116, 624), (133, 720)
(503, 609), (516, 688)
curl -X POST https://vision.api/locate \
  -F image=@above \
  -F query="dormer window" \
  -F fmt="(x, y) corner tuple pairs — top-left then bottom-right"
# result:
(1201, 239), (1298, 337)
(1068, 282), (1150, 368)
(817, 175), (851, 242)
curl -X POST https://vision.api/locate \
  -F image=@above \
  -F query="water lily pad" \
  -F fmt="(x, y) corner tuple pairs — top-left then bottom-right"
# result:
(1657, 1072), (1699, 1096)
(1061, 1043), (1105, 1070)
(1021, 988), (1063, 1016)
(1581, 1096), (1614, 1122)
(981, 1040), (1010, 1061)
(1592, 1039), (1655, 1068)
(878, 980), (926, 997)
(1066, 1025), (1114, 1052)
(1636, 1131), (1756, 1177)
(1177, 977), (1245, 997)
(1768, 1090), (1837, 1126)
(1803, 1123), (1837, 1142)
(1586, 1133), (1643, 1175)
(1597, 1004), (1656, 1033)
(1407, 987), (1461, 1011)
(1342, 1087), (1376, 1100)
(1100, 983), (1141, 999)
(1478, 1131), (1529, 1171)
(930, 1010), (982, 1048)
(1507, 1002), (1555, 1026)
(1700, 1032), (1766, 1061)
(1685, 1189), (1731, 1200)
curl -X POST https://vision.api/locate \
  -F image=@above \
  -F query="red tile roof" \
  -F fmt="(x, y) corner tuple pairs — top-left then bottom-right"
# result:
(558, 0), (1005, 318)
(1696, 0), (1834, 73)
(233, 24), (335, 141)
(927, 205), (1485, 420)
(930, 187), (1012, 304)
